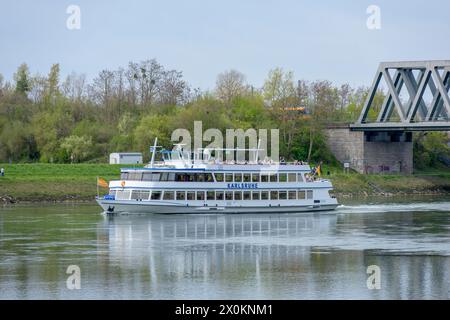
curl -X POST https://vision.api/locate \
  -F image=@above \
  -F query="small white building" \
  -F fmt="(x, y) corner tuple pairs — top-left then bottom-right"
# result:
(109, 152), (143, 164)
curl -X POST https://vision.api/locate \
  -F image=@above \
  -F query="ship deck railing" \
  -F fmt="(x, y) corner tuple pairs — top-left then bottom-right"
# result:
(150, 160), (310, 166)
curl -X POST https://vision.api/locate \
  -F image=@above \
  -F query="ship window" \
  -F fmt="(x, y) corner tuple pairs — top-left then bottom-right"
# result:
(206, 173), (214, 182)
(225, 173), (233, 182)
(279, 173), (287, 182)
(234, 173), (242, 182)
(128, 172), (142, 181)
(215, 173), (224, 182)
(142, 173), (151, 181)
(225, 191), (233, 201)
(216, 191), (224, 200)
(307, 190), (313, 199)
(234, 191), (242, 200)
(176, 191), (186, 200)
(252, 173), (260, 182)
(160, 172), (169, 181)
(120, 172), (129, 180)
(288, 191), (297, 200)
(243, 174), (251, 182)
(261, 174), (269, 182)
(175, 173), (184, 182)
(297, 173), (304, 182)
(288, 173), (297, 182)
(143, 172), (160, 181)
(161, 172), (175, 181)
(243, 191), (251, 200)
(131, 190), (141, 200)
(116, 190), (131, 200)
(298, 190), (306, 199)
(261, 191), (269, 200)
(187, 191), (195, 200)
(279, 191), (287, 200)
(252, 191), (260, 200)
(151, 191), (162, 200)
(207, 191), (215, 200)
(270, 174), (277, 182)
(196, 191), (205, 201)
(132, 190), (150, 200)
(270, 191), (278, 200)
(197, 174), (205, 182)
(187, 174), (195, 182)
(163, 191), (174, 200)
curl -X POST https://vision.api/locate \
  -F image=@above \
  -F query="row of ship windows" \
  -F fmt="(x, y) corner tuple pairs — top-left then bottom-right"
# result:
(112, 189), (314, 201)
(121, 172), (309, 183)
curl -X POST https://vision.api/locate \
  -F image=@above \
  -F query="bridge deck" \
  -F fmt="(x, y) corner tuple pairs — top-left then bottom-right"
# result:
(350, 122), (450, 131)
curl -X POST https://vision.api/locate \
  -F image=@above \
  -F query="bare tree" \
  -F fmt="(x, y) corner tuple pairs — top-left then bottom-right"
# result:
(29, 74), (47, 103)
(90, 69), (115, 106)
(338, 83), (352, 111)
(215, 69), (247, 103)
(61, 72), (87, 102)
(159, 69), (189, 105)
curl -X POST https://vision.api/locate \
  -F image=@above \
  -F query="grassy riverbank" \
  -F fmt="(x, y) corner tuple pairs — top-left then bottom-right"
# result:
(0, 163), (449, 203)
(0, 164), (141, 202)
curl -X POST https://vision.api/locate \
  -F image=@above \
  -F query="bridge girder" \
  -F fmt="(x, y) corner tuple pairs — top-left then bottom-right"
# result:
(351, 60), (450, 131)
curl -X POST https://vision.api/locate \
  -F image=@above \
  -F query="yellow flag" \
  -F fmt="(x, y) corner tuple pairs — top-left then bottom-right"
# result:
(97, 177), (109, 188)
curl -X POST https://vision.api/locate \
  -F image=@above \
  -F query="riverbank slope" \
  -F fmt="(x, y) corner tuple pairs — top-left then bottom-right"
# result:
(0, 164), (449, 203)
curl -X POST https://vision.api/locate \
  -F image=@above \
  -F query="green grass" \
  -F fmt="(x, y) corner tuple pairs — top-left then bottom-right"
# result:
(0, 163), (449, 201)
(0, 163), (143, 201)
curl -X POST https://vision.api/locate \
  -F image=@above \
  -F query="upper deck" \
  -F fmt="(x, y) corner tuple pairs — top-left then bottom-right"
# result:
(123, 140), (316, 175)
(122, 162), (312, 173)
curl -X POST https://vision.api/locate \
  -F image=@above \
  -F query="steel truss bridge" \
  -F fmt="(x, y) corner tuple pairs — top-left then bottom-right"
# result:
(350, 60), (450, 131)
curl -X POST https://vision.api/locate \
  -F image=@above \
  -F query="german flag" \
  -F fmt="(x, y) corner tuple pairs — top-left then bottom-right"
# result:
(97, 177), (109, 188)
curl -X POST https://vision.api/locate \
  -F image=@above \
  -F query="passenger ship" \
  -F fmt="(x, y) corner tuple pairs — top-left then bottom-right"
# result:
(96, 142), (339, 214)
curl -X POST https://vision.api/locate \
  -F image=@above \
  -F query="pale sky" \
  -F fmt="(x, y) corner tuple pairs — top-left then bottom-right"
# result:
(0, 0), (449, 90)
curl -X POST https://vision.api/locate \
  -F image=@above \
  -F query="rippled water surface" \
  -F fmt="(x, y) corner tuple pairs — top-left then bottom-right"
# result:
(0, 197), (449, 299)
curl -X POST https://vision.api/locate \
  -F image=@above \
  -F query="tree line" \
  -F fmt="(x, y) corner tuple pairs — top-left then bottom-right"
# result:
(0, 59), (448, 169)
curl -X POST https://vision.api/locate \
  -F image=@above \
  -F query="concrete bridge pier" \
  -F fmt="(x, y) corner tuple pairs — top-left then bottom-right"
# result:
(324, 128), (413, 174)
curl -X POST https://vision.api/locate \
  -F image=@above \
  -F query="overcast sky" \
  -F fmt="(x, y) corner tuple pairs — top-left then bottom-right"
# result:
(0, 0), (449, 90)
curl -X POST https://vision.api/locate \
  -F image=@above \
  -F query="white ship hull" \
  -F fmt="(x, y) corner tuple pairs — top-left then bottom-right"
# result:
(97, 199), (339, 214)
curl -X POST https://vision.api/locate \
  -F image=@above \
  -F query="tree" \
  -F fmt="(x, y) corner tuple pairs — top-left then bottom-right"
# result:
(61, 135), (93, 163)
(215, 70), (247, 103)
(61, 72), (86, 101)
(14, 63), (31, 96)
(134, 114), (172, 155)
(0, 73), (4, 97)
(45, 63), (60, 104)
(0, 121), (36, 161)
(263, 68), (300, 158)
(32, 107), (73, 162)
(159, 69), (189, 105)
(29, 74), (47, 103)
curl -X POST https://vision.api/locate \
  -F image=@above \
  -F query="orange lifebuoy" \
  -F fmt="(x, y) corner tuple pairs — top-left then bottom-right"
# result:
(121, 181), (126, 187)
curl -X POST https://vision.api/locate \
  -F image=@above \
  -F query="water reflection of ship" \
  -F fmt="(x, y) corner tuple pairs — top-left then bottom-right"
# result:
(96, 214), (337, 291)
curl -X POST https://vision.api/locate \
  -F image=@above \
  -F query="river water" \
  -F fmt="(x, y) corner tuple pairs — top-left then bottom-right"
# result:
(0, 197), (449, 299)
